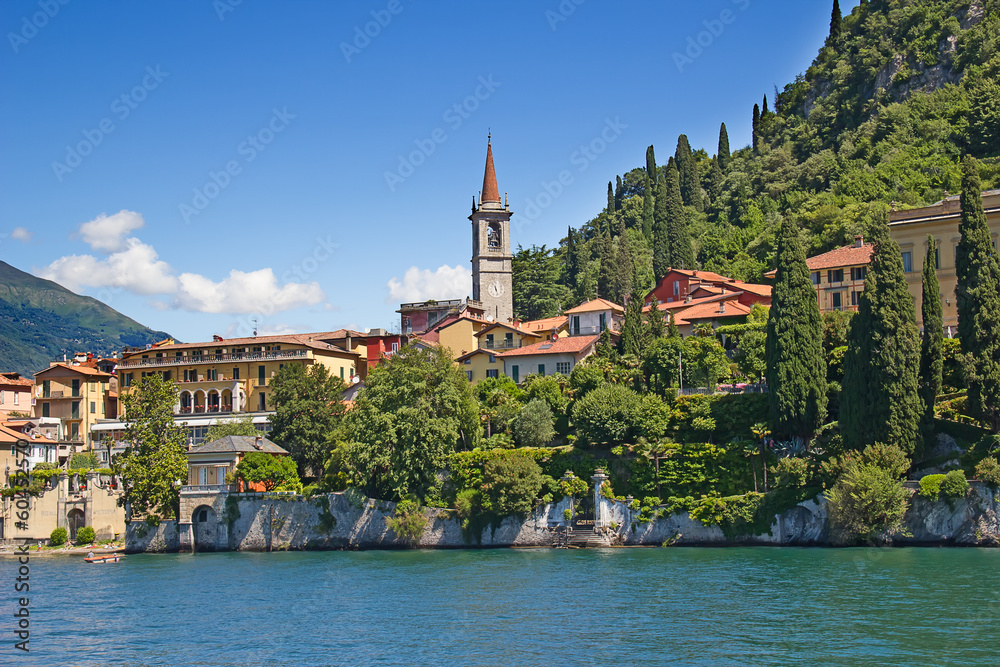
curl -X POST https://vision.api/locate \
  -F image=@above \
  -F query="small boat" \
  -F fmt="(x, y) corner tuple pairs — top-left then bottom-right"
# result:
(84, 553), (123, 563)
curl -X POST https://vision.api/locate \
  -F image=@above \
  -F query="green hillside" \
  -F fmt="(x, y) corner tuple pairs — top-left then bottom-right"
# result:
(513, 0), (1000, 319)
(0, 260), (172, 376)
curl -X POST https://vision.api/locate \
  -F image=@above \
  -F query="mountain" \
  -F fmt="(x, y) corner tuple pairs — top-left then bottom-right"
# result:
(512, 0), (1000, 320)
(0, 260), (173, 376)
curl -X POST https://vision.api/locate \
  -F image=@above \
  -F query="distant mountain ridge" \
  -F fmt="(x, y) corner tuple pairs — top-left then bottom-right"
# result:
(0, 260), (172, 376)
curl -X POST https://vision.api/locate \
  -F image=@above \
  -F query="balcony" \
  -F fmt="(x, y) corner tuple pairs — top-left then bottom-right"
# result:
(118, 348), (308, 369)
(178, 405), (234, 416)
(479, 339), (522, 350)
(569, 325), (613, 337)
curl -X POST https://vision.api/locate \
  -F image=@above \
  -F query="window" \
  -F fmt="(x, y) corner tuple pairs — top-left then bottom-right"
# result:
(673, 280), (680, 296)
(258, 393), (266, 411)
(486, 369), (499, 379)
(811, 272), (820, 285)
(391, 342), (399, 352)
(901, 251), (912, 273)
(556, 362), (571, 374)
(831, 292), (842, 310)
(463, 358), (471, 365)
(90, 401), (96, 414)
(71, 401), (80, 419)
(233, 368), (240, 380)
(489, 355), (496, 364)
(599, 313), (607, 332)
(11, 392), (16, 406)
(511, 365), (519, 383)
(851, 290), (861, 306)
(90, 380), (96, 391)
(827, 269), (844, 283)
(933, 247), (940, 269)
(485, 334), (495, 349)
(43, 380), (50, 398)
(258, 365), (266, 383)
(71, 423), (79, 441)
(339, 367), (345, 379)
(206, 369), (217, 381)
(465, 371), (473, 381)
(537, 364), (546, 376)
(41, 402), (49, 418)
(71, 379), (80, 397)
(572, 316), (581, 335)
(850, 266), (867, 281)
(163, 371), (171, 382)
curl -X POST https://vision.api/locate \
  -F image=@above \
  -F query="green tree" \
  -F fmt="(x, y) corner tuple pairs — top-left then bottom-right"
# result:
(734, 305), (768, 382)
(826, 456), (910, 545)
(205, 415), (258, 442)
(614, 219), (634, 303)
(236, 452), (299, 492)
(718, 122), (731, 173)
(841, 214), (922, 453)
(642, 335), (685, 395)
(752, 103), (760, 154)
(667, 311), (680, 339)
(645, 145), (657, 186)
(269, 363), (346, 479)
(512, 244), (573, 320)
(619, 280), (646, 358)
(765, 216), (827, 443)
(955, 156), (1000, 431)
(919, 235), (944, 439)
(113, 375), (188, 521)
(344, 346), (480, 501)
(686, 336), (731, 389)
(675, 134), (702, 211)
(966, 74), (1000, 158)
(597, 232), (616, 301)
(642, 175), (655, 241)
(564, 226), (582, 297)
(607, 181), (615, 215)
(512, 399), (555, 448)
(481, 453), (544, 516)
(69, 452), (99, 470)
(652, 169), (671, 278)
(828, 0), (842, 46)
(647, 298), (665, 339)
(476, 376), (523, 437)
(665, 158), (695, 270)
(615, 175), (624, 210)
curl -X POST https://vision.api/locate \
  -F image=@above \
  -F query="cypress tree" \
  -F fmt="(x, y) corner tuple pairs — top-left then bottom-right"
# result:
(607, 181), (615, 216)
(647, 298), (665, 339)
(614, 218), (633, 304)
(955, 156), (1000, 431)
(597, 231), (615, 302)
(829, 0), (842, 46)
(645, 145), (657, 186)
(718, 122), (731, 173)
(565, 226), (580, 295)
(765, 216), (827, 443)
(615, 175), (623, 211)
(762, 95), (769, 117)
(620, 278), (645, 357)
(652, 173), (670, 278)
(665, 159), (695, 269)
(667, 311), (680, 339)
(675, 134), (703, 211)
(642, 175), (655, 241)
(752, 104), (761, 154)
(919, 235), (944, 439)
(841, 214), (922, 453)
(706, 159), (723, 211)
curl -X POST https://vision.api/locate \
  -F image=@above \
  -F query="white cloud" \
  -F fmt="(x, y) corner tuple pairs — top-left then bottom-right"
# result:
(78, 210), (145, 252)
(386, 264), (472, 303)
(11, 227), (32, 242)
(174, 268), (326, 314)
(39, 239), (177, 295)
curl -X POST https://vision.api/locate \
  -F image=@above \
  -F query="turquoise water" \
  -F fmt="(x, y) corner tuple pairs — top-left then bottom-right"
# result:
(8, 547), (1000, 665)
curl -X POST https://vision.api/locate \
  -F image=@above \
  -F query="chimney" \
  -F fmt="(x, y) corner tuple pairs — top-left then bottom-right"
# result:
(854, 235), (863, 248)
(213, 334), (223, 342)
(254, 436), (263, 450)
(719, 301), (726, 314)
(685, 295), (692, 303)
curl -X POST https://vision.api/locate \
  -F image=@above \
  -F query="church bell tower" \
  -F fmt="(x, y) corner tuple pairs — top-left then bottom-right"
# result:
(470, 135), (514, 323)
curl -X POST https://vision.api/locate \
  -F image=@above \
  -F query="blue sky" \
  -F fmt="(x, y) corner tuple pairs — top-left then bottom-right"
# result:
(0, 0), (858, 344)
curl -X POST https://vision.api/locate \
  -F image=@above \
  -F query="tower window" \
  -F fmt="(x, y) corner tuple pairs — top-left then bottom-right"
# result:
(487, 222), (502, 248)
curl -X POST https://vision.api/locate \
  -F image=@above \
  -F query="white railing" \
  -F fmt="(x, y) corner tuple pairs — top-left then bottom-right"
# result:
(118, 348), (308, 369)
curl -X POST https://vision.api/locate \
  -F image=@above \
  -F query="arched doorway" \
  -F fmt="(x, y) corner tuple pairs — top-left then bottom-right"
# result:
(192, 504), (219, 551)
(67, 509), (85, 541)
(207, 391), (220, 413)
(180, 391), (192, 414)
(194, 390), (206, 413)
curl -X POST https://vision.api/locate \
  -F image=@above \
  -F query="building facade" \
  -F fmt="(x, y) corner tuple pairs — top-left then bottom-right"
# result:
(470, 136), (514, 323)
(0, 373), (33, 419)
(33, 363), (116, 449)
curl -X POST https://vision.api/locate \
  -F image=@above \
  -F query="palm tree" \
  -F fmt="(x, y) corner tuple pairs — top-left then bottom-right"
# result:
(750, 422), (771, 492)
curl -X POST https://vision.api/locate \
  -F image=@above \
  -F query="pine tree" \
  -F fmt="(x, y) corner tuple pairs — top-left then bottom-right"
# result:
(615, 175), (623, 211)
(955, 156), (1000, 431)
(652, 171), (671, 278)
(765, 216), (827, 443)
(919, 235), (944, 440)
(607, 181), (615, 216)
(841, 214), (922, 453)
(647, 298), (665, 339)
(620, 278), (645, 357)
(717, 122), (731, 173)
(642, 175), (655, 241)
(667, 311), (680, 339)
(665, 158), (695, 269)
(752, 103), (761, 154)
(614, 218), (633, 304)
(597, 231), (615, 302)
(675, 134), (703, 211)
(829, 0), (842, 46)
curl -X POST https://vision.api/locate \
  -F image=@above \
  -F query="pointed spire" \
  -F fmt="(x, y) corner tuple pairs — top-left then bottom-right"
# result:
(481, 133), (500, 205)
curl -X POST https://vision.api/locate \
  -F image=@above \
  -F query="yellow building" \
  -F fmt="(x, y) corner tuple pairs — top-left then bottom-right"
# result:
(33, 363), (115, 448)
(115, 332), (362, 419)
(425, 315), (492, 359)
(889, 189), (1000, 332)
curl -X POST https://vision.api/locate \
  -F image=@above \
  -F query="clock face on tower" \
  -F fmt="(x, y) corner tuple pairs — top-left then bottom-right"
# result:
(488, 281), (505, 297)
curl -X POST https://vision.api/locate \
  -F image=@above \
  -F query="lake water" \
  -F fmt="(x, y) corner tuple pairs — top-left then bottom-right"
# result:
(9, 547), (1000, 665)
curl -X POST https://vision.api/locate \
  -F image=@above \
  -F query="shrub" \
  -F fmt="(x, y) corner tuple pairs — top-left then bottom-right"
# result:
(76, 526), (96, 544)
(481, 454), (544, 516)
(940, 469), (969, 500)
(386, 498), (427, 545)
(572, 384), (642, 446)
(69, 453), (100, 470)
(774, 457), (810, 489)
(512, 399), (555, 448)
(975, 456), (1000, 488)
(827, 462), (910, 544)
(919, 474), (945, 500)
(50, 527), (67, 546)
(859, 443), (911, 479)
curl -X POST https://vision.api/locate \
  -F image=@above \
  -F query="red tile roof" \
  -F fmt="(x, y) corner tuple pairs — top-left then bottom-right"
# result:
(519, 316), (568, 332)
(34, 363), (113, 379)
(120, 333), (356, 358)
(0, 373), (33, 388)
(496, 334), (600, 358)
(564, 298), (624, 315)
(766, 243), (874, 277)
(674, 299), (752, 325)
(481, 137), (501, 204)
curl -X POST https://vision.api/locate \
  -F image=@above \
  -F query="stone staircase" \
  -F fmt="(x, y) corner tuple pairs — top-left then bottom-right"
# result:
(552, 525), (611, 548)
